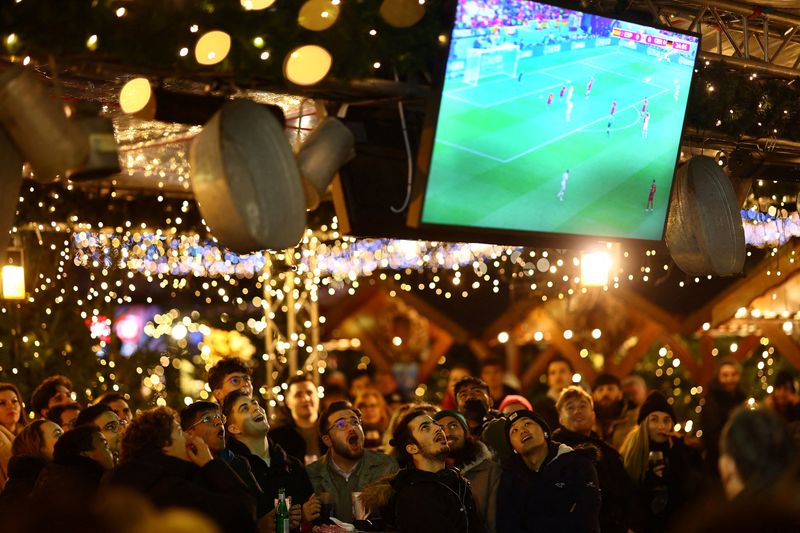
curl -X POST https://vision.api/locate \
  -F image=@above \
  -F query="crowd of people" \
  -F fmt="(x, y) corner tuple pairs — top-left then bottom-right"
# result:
(0, 354), (799, 532)
(455, 0), (568, 30)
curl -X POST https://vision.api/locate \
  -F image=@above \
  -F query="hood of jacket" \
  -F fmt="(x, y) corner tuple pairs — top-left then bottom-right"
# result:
(459, 440), (494, 476)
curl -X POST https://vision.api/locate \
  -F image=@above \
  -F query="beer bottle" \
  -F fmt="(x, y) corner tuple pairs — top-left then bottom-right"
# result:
(276, 488), (290, 533)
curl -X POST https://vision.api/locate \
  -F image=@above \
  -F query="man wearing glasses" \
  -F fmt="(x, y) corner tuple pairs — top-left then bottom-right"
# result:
(222, 390), (319, 528)
(181, 401), (262, 497)
(307, 401), (398, 524)
(208, 357), (254, 404)
(75, 404), (125, 466)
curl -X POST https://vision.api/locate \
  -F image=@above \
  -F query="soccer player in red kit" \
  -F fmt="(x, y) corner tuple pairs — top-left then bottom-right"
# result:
(646, 180), (656, 210)
(547, 92), (554, 107)
(559, 85), (566, 98)
(585, 76), (594, 98)
(610, 99), (617, 115)
(642, 97), (648, 113)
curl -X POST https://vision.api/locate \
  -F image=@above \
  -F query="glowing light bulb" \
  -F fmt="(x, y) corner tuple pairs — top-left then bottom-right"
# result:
(284, 45), (332, 85)
(119, 78), (152, 114)
(195, 30), (231, 65)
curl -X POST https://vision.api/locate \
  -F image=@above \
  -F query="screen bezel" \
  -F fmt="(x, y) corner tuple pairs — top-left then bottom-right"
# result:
(406, 0), (701, 248)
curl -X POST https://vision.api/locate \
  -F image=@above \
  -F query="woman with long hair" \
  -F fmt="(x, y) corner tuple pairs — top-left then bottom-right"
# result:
(0, 419), (63, 512)
(0, 382), (28, 488)
(620, 391), (702, 533)
(355, 389), (391, 449)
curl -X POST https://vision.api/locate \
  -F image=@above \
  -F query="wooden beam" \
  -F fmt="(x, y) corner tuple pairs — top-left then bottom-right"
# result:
(537, 309), (598, 381)
(612, 288), (682, 333)
(482, 297), (539, 343)
(354, 329), (392, 372)
(521, 346), (558, 390)
(680, 239), (800, 335)
(731, 335), (761, 363)
(609, 322), (663, 378)
(418, 321), (454, 383)
(381, 279), (472, 344)
(761, 323), (800, 371)
(666, 335), (701, 383)
(699, 335), (716, 385)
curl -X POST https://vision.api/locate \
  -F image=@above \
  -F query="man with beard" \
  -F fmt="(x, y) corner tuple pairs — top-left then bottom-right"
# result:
(223, 390), (319, 528)
(592, 373), (638, 451)
(388, 409), (486, 533)
(433, 410), (500, 533)
(702, 358), (746, 476)
(181, 401), (261, 496)
(455, 376), (509, 461)
(497, 410), (600, 533)
(307, 401), (398, 524)
(552, 386), (634, 533)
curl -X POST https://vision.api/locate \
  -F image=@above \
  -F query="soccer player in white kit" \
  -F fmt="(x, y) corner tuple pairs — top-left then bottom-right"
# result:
(557, 169), (569, 201)
(642, 112), (650, 138)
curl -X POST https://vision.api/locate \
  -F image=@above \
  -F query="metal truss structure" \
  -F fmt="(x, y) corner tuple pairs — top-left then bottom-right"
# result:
(260, 234), (324, 413)
(635, 0), (800, 77)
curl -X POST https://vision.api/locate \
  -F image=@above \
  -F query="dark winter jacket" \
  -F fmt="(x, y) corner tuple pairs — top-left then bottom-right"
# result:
(269, 414), (328, 465)
(228, 436), (314, 518)
(497, 442), (601, 533)
(637, 438), (704, 533)
(31, 455), (105, 502)
(552, 427), (636, 533)
(701, 379), (746, 473)
(218, 446), (263, 497)
(391, 466), (487, 533)
(105, 452), (257, 533)
(0, 455), (47, 512)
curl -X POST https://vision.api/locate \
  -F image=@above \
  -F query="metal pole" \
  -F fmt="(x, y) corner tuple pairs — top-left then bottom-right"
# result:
(286, 252), (298, 376)
(263, 257), (276, 416)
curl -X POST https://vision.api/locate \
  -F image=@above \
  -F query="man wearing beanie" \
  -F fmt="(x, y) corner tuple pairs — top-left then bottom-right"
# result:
(496, 409), (600, 533)
(592, 373), (639, 451)
(434, 410), (501, 533)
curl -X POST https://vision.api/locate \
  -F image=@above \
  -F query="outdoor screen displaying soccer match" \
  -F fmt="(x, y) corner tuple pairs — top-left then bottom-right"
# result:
(418, 0), (700, 241)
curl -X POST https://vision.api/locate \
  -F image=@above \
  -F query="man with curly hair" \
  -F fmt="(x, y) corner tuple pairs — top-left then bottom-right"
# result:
(106, 406), (258, 533)
(208, 357), (254, 404)
(30, 375), (73, 419)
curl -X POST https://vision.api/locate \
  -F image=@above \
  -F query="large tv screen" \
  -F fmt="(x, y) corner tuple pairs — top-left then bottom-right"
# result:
(411, 0), (700, 243)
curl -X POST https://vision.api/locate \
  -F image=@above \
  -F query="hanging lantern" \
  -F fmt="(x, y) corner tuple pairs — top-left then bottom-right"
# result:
(0, 248), (24, 300)
(665, 156), (745, 275)
(0, 67), (89, 181)
(0, 127), (22, 265)
(297, 116), (355, 210)
(190, 99), (306, 252)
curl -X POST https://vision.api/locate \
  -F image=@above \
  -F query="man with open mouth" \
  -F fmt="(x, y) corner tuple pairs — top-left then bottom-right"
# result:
(307, 400), (398, 525)
(497, 409), (601, 533)
(223, 390), (320, 530)
(386, 408), (486, 533)
(181, 400), (262, 497)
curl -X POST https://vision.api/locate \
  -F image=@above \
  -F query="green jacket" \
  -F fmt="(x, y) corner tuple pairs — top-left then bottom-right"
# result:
(306, 450), (399, 524)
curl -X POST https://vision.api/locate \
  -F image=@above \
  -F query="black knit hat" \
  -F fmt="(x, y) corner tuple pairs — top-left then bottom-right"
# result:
(505, 409), (550, 445)
(593, 372), (621, 389)
(637, 391), (676, 424)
